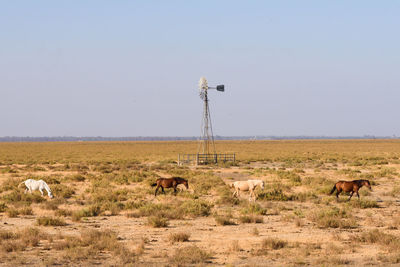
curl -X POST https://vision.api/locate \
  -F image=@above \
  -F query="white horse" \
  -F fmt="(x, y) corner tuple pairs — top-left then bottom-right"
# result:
(231, 179), (264, 201)
(19, 179), (54, 198)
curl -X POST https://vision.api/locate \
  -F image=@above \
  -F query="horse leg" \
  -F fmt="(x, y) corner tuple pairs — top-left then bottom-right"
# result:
(172, 181), (178, 195)
(155, 185), (160, 196)
(348, 191), (354, 201)
(39, 187), (44, 196)
(161, 186), (165, 194)
(251, 185), (257, 201)
(250, 190), (255, 202)
(356, 191), (360, 200)
(336, 189), (341, 199)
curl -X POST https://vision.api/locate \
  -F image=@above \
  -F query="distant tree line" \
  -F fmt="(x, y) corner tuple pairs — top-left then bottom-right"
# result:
(0, 135), (397, 142)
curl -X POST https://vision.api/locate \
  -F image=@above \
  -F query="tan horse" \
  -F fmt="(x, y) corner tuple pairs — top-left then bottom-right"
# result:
(231, 180), (264, 201)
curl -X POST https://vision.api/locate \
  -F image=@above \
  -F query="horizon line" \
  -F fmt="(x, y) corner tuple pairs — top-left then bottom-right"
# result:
(0, 135), (398, 142)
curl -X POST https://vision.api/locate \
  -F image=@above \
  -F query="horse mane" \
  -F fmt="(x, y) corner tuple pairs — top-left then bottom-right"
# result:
(173, 177), (187, 182)
(352, 179), (369, 186)
(42, 181), (52, 192)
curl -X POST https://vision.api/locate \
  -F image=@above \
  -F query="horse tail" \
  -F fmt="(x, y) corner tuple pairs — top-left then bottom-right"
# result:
(18, 181), (26, 188)
(151, 183), (157, 187)
(330, 184), (337, 195)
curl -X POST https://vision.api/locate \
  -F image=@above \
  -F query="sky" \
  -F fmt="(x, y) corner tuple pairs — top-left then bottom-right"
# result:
(1, 1), (399, 137)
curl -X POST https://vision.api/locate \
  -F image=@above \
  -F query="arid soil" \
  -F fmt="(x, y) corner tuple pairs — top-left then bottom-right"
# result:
(1, 141), (400, 266)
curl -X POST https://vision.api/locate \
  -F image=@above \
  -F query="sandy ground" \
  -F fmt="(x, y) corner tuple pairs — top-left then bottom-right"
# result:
(1, 163), (400, 266)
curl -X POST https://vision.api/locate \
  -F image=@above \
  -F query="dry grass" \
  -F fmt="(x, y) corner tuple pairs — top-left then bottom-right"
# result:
(1, 140), (400, 265)
(54, 229), (136, 263)
(239, 214), (263, 223)
(229, 240), (241, 252)
(261, 237), (288, 250)
(168, 245), (211, 265)
(168, 232), (190, 243)
(308, 207), (358, 229)
(0, 227), (48, 253)
(36, 216), (66, 226)
(215, 215), (236, 226)
(255, 237), (288, 255)
(355, 229), (400, 252)
(147, 215), (169, 228)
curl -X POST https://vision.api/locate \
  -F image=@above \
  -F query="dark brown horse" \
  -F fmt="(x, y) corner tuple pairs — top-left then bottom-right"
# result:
(151, 177), (189, 196)
(330, 179), (372, 201)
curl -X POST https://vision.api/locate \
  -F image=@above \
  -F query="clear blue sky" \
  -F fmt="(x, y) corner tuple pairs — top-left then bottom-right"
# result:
(1, 1), (399, 137)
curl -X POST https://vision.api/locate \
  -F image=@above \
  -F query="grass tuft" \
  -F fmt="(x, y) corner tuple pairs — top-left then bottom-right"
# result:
(168, 232), (190, 243)
(37, 216), (66, 226)
(147, 215), (169, 228)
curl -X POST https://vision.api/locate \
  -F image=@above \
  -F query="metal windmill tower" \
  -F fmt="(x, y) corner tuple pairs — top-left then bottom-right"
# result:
(198, 77), (224, 154)
(177, 77), (235, 165)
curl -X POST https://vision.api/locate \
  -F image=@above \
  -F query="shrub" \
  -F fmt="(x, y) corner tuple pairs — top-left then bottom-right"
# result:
(239, 215), (263, 224)
(72, 204), (102, 222)
(168, 232), (190, 243)
(347, 199), (379, 209)
(2, 190), (45, 204)
(0, 229), (15, 240)
(308, 207), (357, 229)
(51, 184), (75, 198)
(258, 189), (292, 201)
(147, 215), (169, 228)
(229, 240), (241, 252)
(180, 200), (212, 217)
(6, 208), (19, 218)
(356, 229), (400, 252)
(276, 170), (302, 185)
(55, 209), (72, 217)
(91, 188), (128, 203)
(66, 174), (86, 182)
(262, 237), (288, 250)
(0, 202), (7, 212)
(137, 202), (182, 219)
(216, 188), (241, 205)
(215, 215), (236, 226)
(252, 227), (260, 236)
(0, 167), (18, 174)
(0, 227), (47, 252)
(1, 177), (23, 191)
(55, 229), (136, 263)
(41, 200), (60, 210)
(169, 245), (211, 265)
(19, 207), (33, 215)
(241, 203), (267, 215)
(103, 202), (122, 215)
(125, 211), (141, 218)
(37, 216), (66, 226)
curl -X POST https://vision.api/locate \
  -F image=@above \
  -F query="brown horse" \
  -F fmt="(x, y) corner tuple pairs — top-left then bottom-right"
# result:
(151, 177), (189, 196)
(330, 179), (372, 201)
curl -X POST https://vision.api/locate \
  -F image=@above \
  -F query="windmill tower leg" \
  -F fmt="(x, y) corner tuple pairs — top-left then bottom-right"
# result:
(199, 90), (216, 157)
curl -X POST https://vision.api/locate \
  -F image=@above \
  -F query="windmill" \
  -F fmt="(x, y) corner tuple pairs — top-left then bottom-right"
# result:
(198, 77), (224, 155)
(177, 77), (234, 165)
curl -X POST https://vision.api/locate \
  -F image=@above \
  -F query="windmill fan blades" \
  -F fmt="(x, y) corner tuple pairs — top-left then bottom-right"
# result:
(199, 77), (208, 90)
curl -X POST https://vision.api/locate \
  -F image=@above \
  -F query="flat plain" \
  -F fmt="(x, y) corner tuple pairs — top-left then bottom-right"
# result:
(1, 140), (400, 266)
